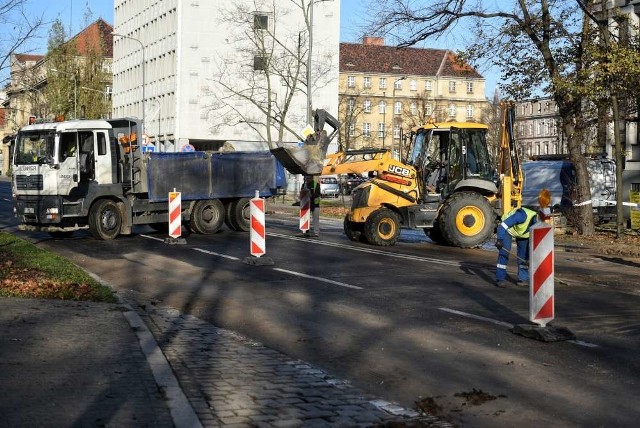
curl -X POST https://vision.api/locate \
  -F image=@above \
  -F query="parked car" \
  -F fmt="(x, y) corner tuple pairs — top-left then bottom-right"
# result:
(340, 173), (367, 195)
(319, 175), (340, 198)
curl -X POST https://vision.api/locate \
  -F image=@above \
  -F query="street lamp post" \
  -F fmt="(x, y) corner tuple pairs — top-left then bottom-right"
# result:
(306, 0), (333, 125)
(392, 76), (407, 158)
(112, 32), (145, 135)
(49, 68), (77, 119)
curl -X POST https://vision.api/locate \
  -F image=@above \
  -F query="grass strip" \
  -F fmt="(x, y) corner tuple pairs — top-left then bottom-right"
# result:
(0, 232), (116, 302)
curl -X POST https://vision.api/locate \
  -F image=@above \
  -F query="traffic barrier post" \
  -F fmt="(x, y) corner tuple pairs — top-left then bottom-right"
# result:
(164, 190), (186, 244)
(529, 223), (554, 327)
(299, 188), (310, 234)
(243, 191), (274, 265)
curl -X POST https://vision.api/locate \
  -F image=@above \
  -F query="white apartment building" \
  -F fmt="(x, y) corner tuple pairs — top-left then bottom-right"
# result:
(514, 98), (567, 159)
(112, 0), (340, 152)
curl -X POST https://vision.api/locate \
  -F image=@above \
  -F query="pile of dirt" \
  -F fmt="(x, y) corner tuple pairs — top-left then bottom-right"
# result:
(555, 229), (640, 258)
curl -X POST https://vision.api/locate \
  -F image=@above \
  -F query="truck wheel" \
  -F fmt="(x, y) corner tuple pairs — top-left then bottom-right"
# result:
(190, 199), (224, 234)
(89, 199), (122, 240)
(364, 208), (400, 246)
(343, 215), (365, 242)
(439, 191), (495, 248)
(224, 198), (251, 232)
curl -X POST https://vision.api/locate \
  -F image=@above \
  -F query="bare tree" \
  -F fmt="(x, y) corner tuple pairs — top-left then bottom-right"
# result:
(337, 91), (365, 151)
(0, 0), (46, 86)
(363, 0), (628, 235)
(206, 0), (335, 149)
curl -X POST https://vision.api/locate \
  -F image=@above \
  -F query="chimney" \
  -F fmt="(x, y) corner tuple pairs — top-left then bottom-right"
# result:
(362, 36), (384, 46)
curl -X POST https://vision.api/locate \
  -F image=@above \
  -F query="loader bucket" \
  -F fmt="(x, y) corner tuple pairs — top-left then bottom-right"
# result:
(270, 144), (326, 175)
(270, 109), (340, 176)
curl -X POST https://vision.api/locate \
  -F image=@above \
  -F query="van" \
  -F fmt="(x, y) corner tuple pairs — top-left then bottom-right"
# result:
(522, 156), (616, 223)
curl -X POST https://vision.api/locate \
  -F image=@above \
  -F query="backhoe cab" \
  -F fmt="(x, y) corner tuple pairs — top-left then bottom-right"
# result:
(324, 122), (502, 248)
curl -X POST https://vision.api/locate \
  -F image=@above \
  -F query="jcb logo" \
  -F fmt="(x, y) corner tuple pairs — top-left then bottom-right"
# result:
(388, 165), (410, 177)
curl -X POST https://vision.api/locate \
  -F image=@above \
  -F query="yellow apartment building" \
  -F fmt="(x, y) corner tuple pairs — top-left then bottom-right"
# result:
(339, 37), (488, 154)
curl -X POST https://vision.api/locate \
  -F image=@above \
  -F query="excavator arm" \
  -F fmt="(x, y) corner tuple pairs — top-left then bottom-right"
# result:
(498, 101), (523, 215)
(270, 109), (340, 175)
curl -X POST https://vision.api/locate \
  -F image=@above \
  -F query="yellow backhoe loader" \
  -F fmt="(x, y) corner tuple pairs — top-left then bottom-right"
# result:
(272, 104), (521, 248)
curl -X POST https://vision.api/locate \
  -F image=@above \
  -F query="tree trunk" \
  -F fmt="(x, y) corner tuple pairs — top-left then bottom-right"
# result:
(564, 121), (595, 236)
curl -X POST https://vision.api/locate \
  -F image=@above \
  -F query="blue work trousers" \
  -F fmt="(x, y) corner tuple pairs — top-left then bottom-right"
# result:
(496, 234), (529, 282)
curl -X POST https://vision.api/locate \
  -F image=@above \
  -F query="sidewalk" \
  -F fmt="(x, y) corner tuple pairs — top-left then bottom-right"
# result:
(0, 295), (443, 427)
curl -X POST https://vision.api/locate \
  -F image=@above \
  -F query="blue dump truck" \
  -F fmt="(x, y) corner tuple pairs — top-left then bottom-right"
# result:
(12, 118), (286, 239)
(522, 155), (616, 223)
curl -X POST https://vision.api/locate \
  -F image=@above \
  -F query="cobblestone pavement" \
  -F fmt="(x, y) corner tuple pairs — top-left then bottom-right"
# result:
(131, 300), (452, 427)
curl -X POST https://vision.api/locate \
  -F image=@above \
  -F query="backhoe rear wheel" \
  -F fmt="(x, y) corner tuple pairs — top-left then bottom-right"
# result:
(364, 208), (400, 246)
(439, 191), (495, 248)
(190, 199), (225, 234)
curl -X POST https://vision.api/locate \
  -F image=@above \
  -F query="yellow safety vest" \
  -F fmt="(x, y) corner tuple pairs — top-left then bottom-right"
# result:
(502, 207), (537, 239)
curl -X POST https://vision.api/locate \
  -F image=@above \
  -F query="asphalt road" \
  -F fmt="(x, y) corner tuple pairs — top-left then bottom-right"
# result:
(2, 179), (640, 427)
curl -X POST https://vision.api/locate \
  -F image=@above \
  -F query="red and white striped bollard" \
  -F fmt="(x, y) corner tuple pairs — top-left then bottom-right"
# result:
(299, 188), (310, 234)
(249, 190), (266, 257)
(529, 223), (554, 327)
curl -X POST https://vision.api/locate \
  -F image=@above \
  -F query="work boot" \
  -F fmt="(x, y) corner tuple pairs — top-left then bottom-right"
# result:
(517, 281), (528, 287)
(495, 280), (507, 288)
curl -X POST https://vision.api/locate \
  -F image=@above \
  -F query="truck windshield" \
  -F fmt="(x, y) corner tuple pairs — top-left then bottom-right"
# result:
(14, 131), (55, 165)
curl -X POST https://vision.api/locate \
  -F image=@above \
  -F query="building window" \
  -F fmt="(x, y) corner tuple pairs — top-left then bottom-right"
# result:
(394, 79), (403, 90)
(254, 14), (268, 30)
(253, 55), (268, 71)
(537, 121), (543, 136)
(394, 101), (402, 115)
(448, 103), (456, 117)
(448, 81), (456, 93)
(393, 124), (401, 139)
(349, 123), (355, 137)
(379, 78), (387, 89)
(425, 80), (432, 91)
(466, 81), (473, 94)
(347, 98), (355, 113)
(466, 104), (473, 118)
(363, 122), (371, 137)
(378, 122), (385, 138)
(410, 79), (417, 91)
(347, 76), (355, 88)
(410, 102), (417, 115)
(378, 100), (386, 113)
(363, 99), (371, 113)
(425, 103), (432, 116)
(364, 76), (371, 88)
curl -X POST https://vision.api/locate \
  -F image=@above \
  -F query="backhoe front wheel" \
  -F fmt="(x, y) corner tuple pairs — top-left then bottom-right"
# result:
(439, 191), (495, 248)
(344, 215), (365, 242)
(364, 208), (400, 246)
(89, 199), (122, 240)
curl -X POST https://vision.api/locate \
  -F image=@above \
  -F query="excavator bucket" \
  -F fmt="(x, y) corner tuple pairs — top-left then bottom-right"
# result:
(270, 109), (339, 175)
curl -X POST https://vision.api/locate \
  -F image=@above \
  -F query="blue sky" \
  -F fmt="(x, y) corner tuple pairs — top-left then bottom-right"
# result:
(23, 0), (497, 97)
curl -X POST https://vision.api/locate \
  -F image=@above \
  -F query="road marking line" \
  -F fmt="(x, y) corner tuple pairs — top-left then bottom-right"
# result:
(140, 234), (164, 242)
(273, 268), (362, 290)
(140, 234), (356, 288)
(438, 307), (599, 348)
(267, 232), (462, 267)
(439, 307), (513, 328)
(193, 247), (240, 261)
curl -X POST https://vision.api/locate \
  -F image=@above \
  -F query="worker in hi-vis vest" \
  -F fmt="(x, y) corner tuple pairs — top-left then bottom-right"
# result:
(494, 190), (551, 288)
